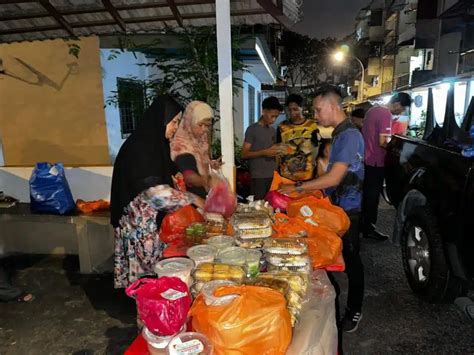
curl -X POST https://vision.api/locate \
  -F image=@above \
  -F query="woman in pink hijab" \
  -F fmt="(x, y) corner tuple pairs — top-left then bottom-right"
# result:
(170, 100), (215, 198)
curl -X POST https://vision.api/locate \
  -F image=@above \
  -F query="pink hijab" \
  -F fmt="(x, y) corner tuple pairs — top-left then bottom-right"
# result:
(170, 101), (213, 175)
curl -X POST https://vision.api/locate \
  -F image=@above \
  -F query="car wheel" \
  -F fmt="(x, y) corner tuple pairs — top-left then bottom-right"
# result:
(401, 206), (465, 303)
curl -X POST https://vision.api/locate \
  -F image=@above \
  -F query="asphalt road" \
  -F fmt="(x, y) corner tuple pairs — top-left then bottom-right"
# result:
(0, 203), (473, 354)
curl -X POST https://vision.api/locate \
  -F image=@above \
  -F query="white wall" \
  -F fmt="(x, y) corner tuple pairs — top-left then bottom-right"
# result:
(239, 71), (262, 142)
(100, 49), (155, 162)
(0, 166), (113, 203)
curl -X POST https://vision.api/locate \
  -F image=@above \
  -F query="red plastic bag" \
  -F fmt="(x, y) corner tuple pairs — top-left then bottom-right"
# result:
(204, 171), (237, 218)
(190, 285), (292, 355)
(125, 277), (192, 335)
(265, 190), (293, 211)
(160, 205), (204, 243)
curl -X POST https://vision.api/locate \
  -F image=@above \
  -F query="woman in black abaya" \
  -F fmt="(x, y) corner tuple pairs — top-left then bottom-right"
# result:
(110, 95), (204, 289)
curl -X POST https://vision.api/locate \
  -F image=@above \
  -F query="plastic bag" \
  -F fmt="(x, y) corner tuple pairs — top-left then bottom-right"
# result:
(76, 199), (109, 214)
(204, 170), (237, 218)
(160, 205), (204, 243)
(304, 227), (343, 269)
(272, 212), (308, 238)
(265, 190), (293, 211)
(190, 285), (292, 355)
(125, 277), (192, 336)
(29, 162), (75, 215)
(287, 196), (350, 236)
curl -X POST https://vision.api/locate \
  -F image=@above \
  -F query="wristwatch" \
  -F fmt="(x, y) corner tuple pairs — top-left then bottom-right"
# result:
(295, 181), (304, 193)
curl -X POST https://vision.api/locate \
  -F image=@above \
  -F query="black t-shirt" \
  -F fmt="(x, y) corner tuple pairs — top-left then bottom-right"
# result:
(174, 153), (207, 198)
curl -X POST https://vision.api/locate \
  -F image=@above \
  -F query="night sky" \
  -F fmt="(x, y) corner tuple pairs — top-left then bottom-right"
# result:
(291, 0), (370, 39)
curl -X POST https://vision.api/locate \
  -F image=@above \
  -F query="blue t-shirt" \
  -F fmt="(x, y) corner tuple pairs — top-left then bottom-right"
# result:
(325, 119), (365, 212)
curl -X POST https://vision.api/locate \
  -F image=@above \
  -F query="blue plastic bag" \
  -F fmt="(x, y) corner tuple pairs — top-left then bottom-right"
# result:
(29, 162), (75, 215)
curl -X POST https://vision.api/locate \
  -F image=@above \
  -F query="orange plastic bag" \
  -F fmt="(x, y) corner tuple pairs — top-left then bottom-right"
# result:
(269, 171), (294, 192)
(76, 199), (110, 213)
(190, 285), (292, 355)
(303, 224), (343, 269)
(272, 212), (309, 238)
(324, 253), (346, 272)
(160, 205), (204, 243)
(287, 196), (350, 236)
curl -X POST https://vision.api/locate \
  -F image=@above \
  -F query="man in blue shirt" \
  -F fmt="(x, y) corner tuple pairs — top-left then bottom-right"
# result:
(280, 86), (365, 333)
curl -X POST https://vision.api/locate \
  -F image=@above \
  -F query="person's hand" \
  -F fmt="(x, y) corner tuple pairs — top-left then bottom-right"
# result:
(278, 184), (296, 196)
(192, 195), (205, 209)
(265, 145), (283, 157)
(210, 157), (223, 170)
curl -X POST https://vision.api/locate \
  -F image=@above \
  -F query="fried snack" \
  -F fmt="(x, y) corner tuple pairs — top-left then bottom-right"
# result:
(193, 262), (246, 283)
(263, 238), (308, 255)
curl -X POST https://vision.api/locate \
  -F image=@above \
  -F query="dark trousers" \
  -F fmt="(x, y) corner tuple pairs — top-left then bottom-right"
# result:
(250, 177), (272, 200)
(0, 261), (21, 302)
(342, 213), (364, 312)
(361, 165), (385, 234)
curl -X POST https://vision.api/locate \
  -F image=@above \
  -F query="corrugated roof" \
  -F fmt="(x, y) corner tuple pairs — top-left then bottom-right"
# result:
(0, 0), (303, 44)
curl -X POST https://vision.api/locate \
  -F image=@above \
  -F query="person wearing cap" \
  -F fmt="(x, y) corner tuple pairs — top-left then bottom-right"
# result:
(241, 96), (283, 200)
(361, 92), (412, 240)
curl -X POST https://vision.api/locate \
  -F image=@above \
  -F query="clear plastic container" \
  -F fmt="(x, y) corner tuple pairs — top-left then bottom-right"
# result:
(155, 257), (195, 287)
(167, 332), (213, 355)
(186, 245), (217, 266)
(263, 238), (308, 255)
(142, 325), (185, 355)
(201, 280), (238, 306)
(216, 247), (247, 267)
(245, 249), (262, 278)
(206, 235), (234, 252)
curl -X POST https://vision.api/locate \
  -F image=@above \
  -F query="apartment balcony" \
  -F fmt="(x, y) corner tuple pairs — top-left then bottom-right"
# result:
(384, 40), (398, 56)
(394, 73), (410, 89)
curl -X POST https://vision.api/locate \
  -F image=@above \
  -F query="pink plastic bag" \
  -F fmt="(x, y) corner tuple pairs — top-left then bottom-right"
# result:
(204, 170), (237, 218)
(265, 190), (293, 211)
(125, 277), (192, 335)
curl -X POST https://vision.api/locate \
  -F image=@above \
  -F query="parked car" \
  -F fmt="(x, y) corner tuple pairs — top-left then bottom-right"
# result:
(385, 86), (473, 302)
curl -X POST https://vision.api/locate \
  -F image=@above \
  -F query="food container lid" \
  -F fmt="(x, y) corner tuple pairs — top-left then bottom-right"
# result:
(263, 238), (308, 255)
(155, 257), (195, 274)
(186, 245), (217, 261)
(201, 280), (238, 306)
(216, 247), (247, 264)
(206, 235), (234, 247)
(143, 325), (185, 350)
(167, 332), (213, 355)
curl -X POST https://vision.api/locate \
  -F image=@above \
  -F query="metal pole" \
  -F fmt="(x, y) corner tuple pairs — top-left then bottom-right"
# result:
(353, 56), (365, 102)
(215, 0), (236, 190)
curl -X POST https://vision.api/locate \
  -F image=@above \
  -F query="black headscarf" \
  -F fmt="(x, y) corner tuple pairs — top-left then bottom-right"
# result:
(110, 95), (184, 227)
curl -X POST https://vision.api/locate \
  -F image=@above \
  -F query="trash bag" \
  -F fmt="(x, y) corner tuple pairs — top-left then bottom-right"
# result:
(160, 205), (204, 243)
(265, 190), (293, 211)
(76, 199), (109, 214)
(125, 277), (192, 336)
(204, 170), (237, 218)
(29, 162), (75, 215)
(190, 285), (292, 355)
(287, 196), (350, 236)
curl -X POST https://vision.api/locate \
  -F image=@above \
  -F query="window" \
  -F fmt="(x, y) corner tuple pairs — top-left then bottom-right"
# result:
(117, 78), (147, 138)
(248, 85), (256, 125)
(369, 9), (383, 26)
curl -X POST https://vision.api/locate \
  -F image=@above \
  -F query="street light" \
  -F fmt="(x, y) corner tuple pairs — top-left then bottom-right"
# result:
(333, 50), (365, 103)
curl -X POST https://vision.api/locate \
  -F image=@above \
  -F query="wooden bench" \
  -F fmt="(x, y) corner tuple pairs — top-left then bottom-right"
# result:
(0, 203), (114, 273)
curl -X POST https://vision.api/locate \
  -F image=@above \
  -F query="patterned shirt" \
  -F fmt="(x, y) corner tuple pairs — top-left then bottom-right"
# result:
(114, 185), (195, 288)
(277, 119), (319, 181)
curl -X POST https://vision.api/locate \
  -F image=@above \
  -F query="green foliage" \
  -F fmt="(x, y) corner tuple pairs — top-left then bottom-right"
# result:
(281, 31), (337, 93)
(63, 38), (81, 59)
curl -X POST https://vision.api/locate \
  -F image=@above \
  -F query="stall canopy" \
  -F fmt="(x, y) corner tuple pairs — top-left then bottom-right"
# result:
(0, 0), (303, 186)
(0, 0), (302, 44)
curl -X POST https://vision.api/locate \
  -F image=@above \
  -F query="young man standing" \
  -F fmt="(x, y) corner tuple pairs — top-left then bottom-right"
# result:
(241, 96), (283, 200)
(361, 92), (412, 240)
(280, 86), (365, 333)
(277, 94), (319, 181)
